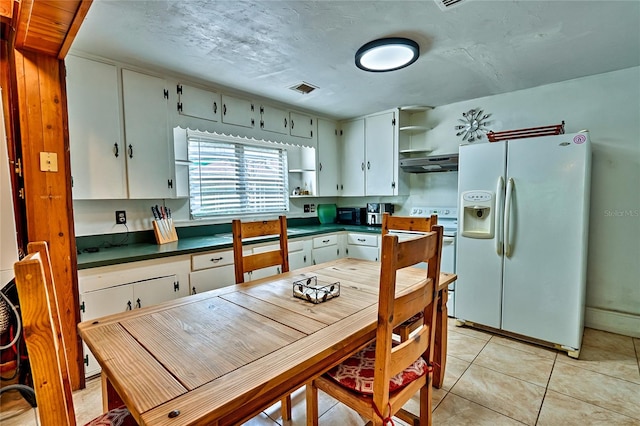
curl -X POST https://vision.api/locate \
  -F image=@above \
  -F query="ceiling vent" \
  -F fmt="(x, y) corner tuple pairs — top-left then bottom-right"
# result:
(289, 82), (318, 95)
(434, 0), (468, 11)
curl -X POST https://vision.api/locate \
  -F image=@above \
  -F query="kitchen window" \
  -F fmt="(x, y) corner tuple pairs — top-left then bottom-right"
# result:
(187, 132), (289, 218)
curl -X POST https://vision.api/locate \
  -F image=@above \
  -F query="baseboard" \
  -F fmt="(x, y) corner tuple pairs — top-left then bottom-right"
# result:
(584, 307), (640, 338)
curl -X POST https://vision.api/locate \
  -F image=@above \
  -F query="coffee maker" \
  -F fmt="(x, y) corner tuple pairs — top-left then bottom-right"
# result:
(366, 203), (394, 226)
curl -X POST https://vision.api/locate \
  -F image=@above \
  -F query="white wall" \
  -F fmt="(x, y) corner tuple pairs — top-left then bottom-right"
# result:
(405, 67), (640, 336)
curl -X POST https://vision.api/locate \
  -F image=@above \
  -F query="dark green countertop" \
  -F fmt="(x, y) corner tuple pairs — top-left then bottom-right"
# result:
(76, 223), (382, 270)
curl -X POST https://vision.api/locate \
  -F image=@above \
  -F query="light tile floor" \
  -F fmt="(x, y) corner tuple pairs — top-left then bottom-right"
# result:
(2, 320), (639, 425)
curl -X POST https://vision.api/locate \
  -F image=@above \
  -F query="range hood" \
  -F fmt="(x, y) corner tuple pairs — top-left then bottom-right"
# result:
(399, 154), (459, 173)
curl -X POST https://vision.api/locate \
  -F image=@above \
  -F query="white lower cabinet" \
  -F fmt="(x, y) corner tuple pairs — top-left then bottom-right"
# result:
(311, 233), (343, 264)
(346, 233), (380, 261)
(288, 239), (312, 271)
(190, 249), (236, 294)
(78, 256), (190, 377)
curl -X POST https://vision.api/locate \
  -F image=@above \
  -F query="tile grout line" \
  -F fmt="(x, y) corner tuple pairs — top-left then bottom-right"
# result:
(533, 351), (559, 425)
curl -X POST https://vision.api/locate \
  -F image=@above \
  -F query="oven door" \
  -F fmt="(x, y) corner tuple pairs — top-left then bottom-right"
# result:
(441, 235), (456, 317)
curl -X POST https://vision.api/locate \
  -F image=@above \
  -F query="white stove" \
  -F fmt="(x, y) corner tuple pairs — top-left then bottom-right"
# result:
(410, 206), (458, 317)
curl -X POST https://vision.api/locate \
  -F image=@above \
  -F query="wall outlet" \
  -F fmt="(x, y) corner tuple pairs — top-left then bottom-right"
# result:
(115, 210), (126, 224)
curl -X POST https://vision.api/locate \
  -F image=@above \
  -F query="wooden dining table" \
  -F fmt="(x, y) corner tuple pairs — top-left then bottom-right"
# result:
(78, 258), (456, 426)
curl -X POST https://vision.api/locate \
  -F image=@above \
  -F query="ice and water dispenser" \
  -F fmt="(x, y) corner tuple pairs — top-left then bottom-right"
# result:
(460, 191), (495, 238)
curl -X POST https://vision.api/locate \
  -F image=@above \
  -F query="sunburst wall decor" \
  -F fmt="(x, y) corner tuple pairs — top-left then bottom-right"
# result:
(456, 109), (492, 142)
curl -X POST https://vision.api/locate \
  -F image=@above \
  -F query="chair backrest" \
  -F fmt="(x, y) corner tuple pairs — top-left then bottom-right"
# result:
(13, 241), (77, 426)
(373, 225), (443, 414)
(232, 215), (289, 283)
(381, 212), (437, 236)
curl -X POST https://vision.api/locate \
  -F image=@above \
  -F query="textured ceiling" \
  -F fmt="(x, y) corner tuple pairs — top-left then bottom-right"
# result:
(70, 0), (640, 119)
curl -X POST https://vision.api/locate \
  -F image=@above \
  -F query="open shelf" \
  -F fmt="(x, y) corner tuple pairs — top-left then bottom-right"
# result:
(400, 105), (434, 113)
(399, 148), (432, 154)
(399, 125), (431, 135)
(288, 169), (315, 173)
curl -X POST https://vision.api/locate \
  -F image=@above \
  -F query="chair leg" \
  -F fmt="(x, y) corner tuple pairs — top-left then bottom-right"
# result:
(281, 394), (292, 421)
(306, 382), (319, 426)
(419, 378), (433, 426)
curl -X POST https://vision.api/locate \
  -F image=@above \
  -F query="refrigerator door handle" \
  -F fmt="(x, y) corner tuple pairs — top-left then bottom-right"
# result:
(504, 177), (514, 257)
(496, 176), (504, 255)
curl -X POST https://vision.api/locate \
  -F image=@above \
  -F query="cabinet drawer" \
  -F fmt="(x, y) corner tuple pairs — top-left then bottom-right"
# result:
(313, 234), (337, 248)
(289, 240), (305, 252)
(192, 250), (234, 271)
(347, 233), (378, 247)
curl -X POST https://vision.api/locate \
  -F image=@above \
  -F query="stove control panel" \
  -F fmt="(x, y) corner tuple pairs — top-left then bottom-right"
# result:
(410, 207), (458, 219)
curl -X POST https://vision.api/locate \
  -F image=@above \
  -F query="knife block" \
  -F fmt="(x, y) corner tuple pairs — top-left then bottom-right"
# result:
(153, 220), (178, 244)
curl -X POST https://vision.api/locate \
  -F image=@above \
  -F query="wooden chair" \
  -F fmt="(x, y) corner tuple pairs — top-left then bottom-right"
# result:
(232, 215), (290, 284)
(382, 212), (438, 342)
(231, 215), (292, 419)
(13, 241), (136, 426)
(306, 225), (443, 426)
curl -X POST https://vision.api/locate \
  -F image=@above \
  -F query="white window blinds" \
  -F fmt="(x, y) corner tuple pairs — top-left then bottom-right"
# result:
(188, 132), (289, 218)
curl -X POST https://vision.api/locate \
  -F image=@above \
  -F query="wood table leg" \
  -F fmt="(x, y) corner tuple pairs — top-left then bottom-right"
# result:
(102, 372), (125, 411)
(433, 288), (448, 388)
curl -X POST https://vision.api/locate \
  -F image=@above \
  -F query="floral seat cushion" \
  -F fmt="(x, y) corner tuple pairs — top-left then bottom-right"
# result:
(85, 406), (137, 426)
(325, 342), (427, 394)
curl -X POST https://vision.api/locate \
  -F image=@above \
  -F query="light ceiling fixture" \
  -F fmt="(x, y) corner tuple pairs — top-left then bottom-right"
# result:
(355, 37), (420, 72)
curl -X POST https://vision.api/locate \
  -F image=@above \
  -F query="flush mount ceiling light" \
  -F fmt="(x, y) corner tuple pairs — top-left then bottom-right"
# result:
(355, 37), (420, 72)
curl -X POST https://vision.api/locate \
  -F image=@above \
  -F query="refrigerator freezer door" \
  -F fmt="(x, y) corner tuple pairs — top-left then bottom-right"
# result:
(501, 133), (591, 349)
(456, 142), (507, 328)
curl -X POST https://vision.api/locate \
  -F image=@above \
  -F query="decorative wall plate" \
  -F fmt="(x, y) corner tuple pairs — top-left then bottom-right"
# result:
(456, 109), (491, 142)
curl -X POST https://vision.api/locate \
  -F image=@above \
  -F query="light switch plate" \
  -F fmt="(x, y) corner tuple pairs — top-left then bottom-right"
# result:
(39, 152), (58, 172)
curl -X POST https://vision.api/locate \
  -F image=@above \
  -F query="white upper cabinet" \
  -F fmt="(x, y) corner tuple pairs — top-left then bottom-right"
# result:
(221, 94), (255, 128)
(339, 118), (366, 196)
(122, 69), (173, 199)
(316, 118), (340, 196)
(338, 110), (406, 197)
(177, 84), (220, 122)
(289, 112), (314, 139)
(66, 56), (127, 199)
(260, 104), (288, 135)
(365, 110), (400, 196)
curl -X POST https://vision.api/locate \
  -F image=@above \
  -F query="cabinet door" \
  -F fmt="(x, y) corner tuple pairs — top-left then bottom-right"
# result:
(317, 119), (340, 196)
(190, 264), (236, 294)
(178, 84), (220, 122)
(365, 111), (397, 196)
(221, 94), (255, 128)
(66, 56), (126, 199)
(260, 104), (288, 135)
(312, 245), (340, 265)
(133, 275), (180, 308)
(340, 118), (365, 196)
(80, 284), (134, 376)
(290, 112), (314, 139)
(346, 245), (379, 261)
(122, 69), (173, 199)
(289, 239), (312, 270)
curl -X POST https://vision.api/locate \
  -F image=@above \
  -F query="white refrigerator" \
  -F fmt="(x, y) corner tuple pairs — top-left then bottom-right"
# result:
(455, 132), (591, 355)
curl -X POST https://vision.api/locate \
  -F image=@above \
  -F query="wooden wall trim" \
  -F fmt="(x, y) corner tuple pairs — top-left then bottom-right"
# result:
(14, 0), (92, 58)
(13, 0), (31, 49)
(13, 49), (82, 389)
(58, 0), (92, 59)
